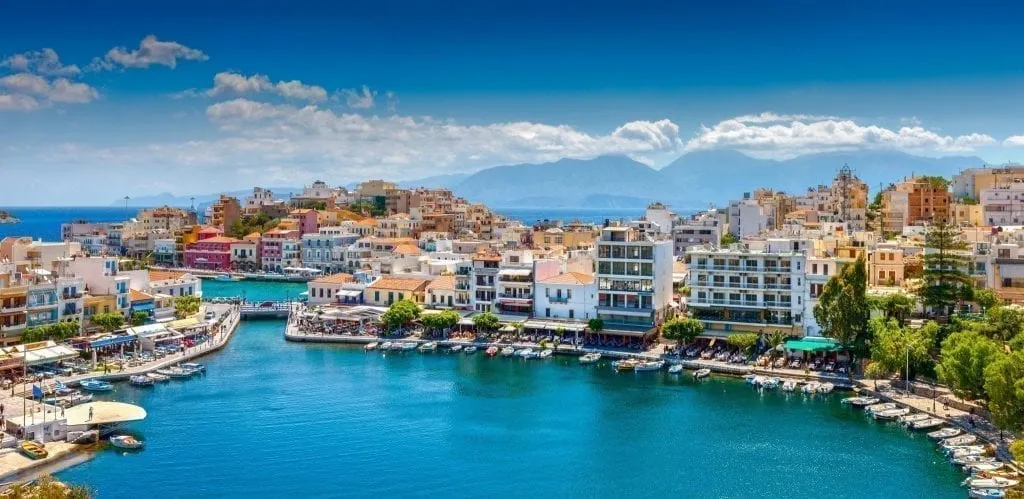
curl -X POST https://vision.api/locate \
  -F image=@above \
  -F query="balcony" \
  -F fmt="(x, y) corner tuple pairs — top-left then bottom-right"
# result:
(1, 302), (27, 313)
(497, 294), (532, 301)
(27, 300), (58, 310)
(548, 296), (570, 303)
(596, 305), (653, 315)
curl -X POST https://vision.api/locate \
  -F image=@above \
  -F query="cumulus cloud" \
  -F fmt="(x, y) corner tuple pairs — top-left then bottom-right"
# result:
(339, 85), (377, 109)
(0, 93), (39, 111)
(200, 72), (327, 102)
(0, 73), (98, 110)
(1, 48), (80, 76)
(1004, 136), (1024, 147)
(90, 35), (207, 70)
(684, 114), (996, 159)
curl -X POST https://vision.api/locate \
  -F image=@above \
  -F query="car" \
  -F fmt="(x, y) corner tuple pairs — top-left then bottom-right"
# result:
(205, 311), (216, 320)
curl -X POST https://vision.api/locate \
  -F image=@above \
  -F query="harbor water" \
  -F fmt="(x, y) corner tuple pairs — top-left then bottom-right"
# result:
(57, 281), (965, 498)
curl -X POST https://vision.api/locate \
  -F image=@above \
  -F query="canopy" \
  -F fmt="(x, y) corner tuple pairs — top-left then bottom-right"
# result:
(90, 334), (137, 349)
(523, 319), (586, 332)
(498, 269), (531, 277)
(336, 290), (362, 298)
(5, 342), (78, 366)
(784, 337), (842, 352)
(128, 323), (168, 337)
(168, 317), (201, 330)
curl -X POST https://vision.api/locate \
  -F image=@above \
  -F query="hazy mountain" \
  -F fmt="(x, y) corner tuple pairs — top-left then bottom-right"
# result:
(398, 173), (471, 189)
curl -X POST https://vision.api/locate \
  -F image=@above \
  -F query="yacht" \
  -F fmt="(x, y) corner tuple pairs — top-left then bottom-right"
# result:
(129, 375), (154, 387)
(521, 349), (540, 359)
(399, 342), (418, 351)
(954, 455), (996, 466)
(947, 446), (987, 458)
(965, 462), (1006, 474)
(969, 488), (1007, 499)
(515, 348), (534, 358)
(146, 372), (169, 383)
(817, 382), (834, 393)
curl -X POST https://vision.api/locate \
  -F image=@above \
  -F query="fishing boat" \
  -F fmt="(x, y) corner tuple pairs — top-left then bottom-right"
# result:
(129, 375), (154, 387)
(948, 446), (988, 458)
(668, 364), (683, 374)
(19, 441), (47, 460)
(109, 435), (144, 450)
(181, 363), (205, 374)
(942, 435), (979, 448)
(962, 477), (1019, 489)
(781, 380), (798, 392)
(634, 360), (665, 372)
(865, 402), (897, 414)
(612, 359), (639, 372)
(817, 382), (835, 393)
(693, 368), (711, 379)
(44, 391), (93, 407)
(501, 347), (515, 357)
(966, 462), (1006, 473)
(842, 396), (880, 407)
(928, 427), (963, 440)
(381, 341), (393, 351)
(147, 372), (169, 383)
(954, 455), (997, 466)
(449, 345), (463, 353)
(486, 346), (499, 356)
(910, 418), (946, 431)
(970, 488), (1007, 499)
(464, 346), (478, 354)
(418, 342), (438, 352)
(873, 408), (911, 420)
(538, 349), (553, 359)
(53, 380), (74, 396)
(801, 381), (821, 394)
(167, 367), (192, 379)
(364, 342), (379, 351)
(579, 353), (602, 364)
(80, 380), (113, 392)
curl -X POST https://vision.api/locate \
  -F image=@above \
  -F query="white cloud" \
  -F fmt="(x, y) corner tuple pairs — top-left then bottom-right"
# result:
(90, 35), (207, 70)
(201, 72), (327, 102)
(1004, 136), (1024, 147)
(685, 114), (996, 159)
(340, 85), (377, 109)
(1, 48), (80, 76)
(0, 73), (98, 109)
(0, 93), (40, 111)
(385, 91), (398, 113)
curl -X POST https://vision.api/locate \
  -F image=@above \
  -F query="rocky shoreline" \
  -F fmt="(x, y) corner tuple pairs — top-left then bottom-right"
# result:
(0, 210), (18, 224)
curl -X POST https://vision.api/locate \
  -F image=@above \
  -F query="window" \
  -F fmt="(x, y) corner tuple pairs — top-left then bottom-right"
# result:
(569, 309), (574, 319)
(545, 308), (550, 317)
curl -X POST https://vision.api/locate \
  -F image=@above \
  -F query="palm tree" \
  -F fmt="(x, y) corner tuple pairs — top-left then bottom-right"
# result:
(766, 330), (787, 370)
(511, 321), (524, 341)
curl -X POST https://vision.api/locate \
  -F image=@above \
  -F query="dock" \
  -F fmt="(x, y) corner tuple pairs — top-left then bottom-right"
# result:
(240, 301), (291, 320)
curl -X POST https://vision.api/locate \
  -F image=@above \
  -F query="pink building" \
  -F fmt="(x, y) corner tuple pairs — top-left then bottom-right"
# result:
(289, 209), (319, 235)
(184, 236), (239, 271)
(197, 226), (224, 241)
(261, 229), (301, 272)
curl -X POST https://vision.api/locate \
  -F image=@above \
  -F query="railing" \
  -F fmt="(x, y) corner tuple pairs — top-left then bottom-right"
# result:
(596, 305), (653, 313)
(61, 292), (84, 300)
(548, 296), (570, 303)
(498, 294), (532, 300)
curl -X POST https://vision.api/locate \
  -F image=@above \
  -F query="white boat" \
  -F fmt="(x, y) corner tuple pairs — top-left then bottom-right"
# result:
(419, 342), (438, 352)
(843, 396), (880, 407)
(910, 418), (946, 431)
(634, 360), (665, 372)
(947, 446), (987, 458)
(962, 477), (1019, 489)
(515, 348), (534, 358)
(873, 408), (911, 420)
(942, 435), (979, 448)
(155, 368), (176, 377)
(955, 455), (997, 466)
(801, 381), (821, 394)
(181, 363), (205, 374)
(129, 375), (153, 387)
(693, 368), (711, 379)
(146, 372), (169, 382)
(668, 364), (683, 374)
(521, 350), (540, 359)
(970, 488), (1007, 499)
(865, 403), (896, 414)
(109, 435), (144, 450)
(449, 345), (463, 353)
(365, 342), (379, 351)
(501, 347), (515, 357)
(743, 373), (758, 385)
(167, 367), (191, 379)
(215, 274), (234, 281)
(928, 427), (963, 440)
(380, 341), (393, 350)
(817, 382), (834, 393)
(966, 462), (1006, 473)
(464, 346), (477, 354)
(399, 342), (418, 351)
(760, 377), (780, 389)
(781, 380), (798, 392)
(898, 413), (929, 424)
(538, 349), (553, 359)
(579, 353), (602, 364)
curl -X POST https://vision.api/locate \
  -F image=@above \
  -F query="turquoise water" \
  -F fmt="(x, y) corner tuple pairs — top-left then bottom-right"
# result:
(56, 282), (965, 498)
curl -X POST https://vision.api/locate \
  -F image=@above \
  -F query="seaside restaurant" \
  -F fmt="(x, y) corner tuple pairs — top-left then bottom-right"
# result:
(4, 341), (79, 371)
(783, 337), (847, 363)
(70, 331), (139, 356)
(130, 323), (184, 352)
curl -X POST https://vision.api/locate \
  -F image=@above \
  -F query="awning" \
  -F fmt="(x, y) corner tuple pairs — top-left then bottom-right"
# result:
(168, 317), (201, 330)
(522, 319), (586, 332)
(784, 337), (841, 352)
(90, 334), (137, 349)
(498, 269), (531, 277)
(337, 290), (362, 298)
(5, 343), (79, 366)
(128, 324), (168, 337)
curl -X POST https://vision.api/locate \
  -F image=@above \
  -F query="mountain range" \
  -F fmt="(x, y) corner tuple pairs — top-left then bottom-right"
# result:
(115, 149), (990, 210)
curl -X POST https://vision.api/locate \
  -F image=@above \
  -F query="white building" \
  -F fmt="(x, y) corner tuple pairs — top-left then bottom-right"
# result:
(301, 232), (359, 274)
(68, 256), (131, 315)
(673, 210), (725, 256)
(534, 272), (597, 321)
(594, 225), (674, 330)
(643, 202), (676, 237)
(146, 270), (202, 298)
(981, 181), (1024, 226)
(727, 197), (769, 238)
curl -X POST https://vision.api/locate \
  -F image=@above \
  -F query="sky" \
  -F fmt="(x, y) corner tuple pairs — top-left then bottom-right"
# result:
(4, 0), (1024, 205)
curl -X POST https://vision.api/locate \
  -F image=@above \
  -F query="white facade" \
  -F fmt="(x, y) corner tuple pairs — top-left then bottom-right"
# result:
(534, 273), (597, 321)
(594, 226), (674, 329)
(727, 198), (768, 238)
(981, 182), (1024, 226)
(68, 256), (131, 314)
(644, 202), (675, 236)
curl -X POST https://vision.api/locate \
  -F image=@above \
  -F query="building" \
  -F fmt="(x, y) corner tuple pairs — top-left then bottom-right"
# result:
(673, 210), (724, 256)
(152, 238), (177, 267)
(291, 181), (339, 209)
(68, 256), (131, 317)
(287, 209), (320, 235)
(135, 206), (197, 233)
(147, 270), (201, 298)
(261, 229), (301, 273)
(952, 166), (1024, 201)
(881, 177), (951, 232)
(230, 239), (260, 272)
(301, 232), (357, 274)
(534, 272), (597, 321)
(828, 165), (869, 231)
(980, 181), (1024, 227)
(987, 243), (1024, 304)
(727, 196), (769, 238)
(183, 236), (239, 271)
(307, 273), (359, 305)
(206, 195), (242, 232)
(365, 276), (430, 306)
(951, 202), (984, 228)
(687, 239), (808, 337)
(594, 225), (674, 331)
(469, 251), (500, 312)
(426, 275), (458, 309)
(244, 187), (289, 217)
(868, 242), (905, 287)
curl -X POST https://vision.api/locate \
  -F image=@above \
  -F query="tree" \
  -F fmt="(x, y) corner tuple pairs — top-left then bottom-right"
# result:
(21, 322), (81, 343)
(974, 305), (1024, 341)
(814, 255), (871, 363)
(130, 311), (149, 326)
(380, 300), (420, 332)
(984, 351), (1024, 433)
(920, 222), (973, 315)
(661, 317), (703, 345)
(868, 292), (916, 323)
(974, 289), (1002, 311)
(587, 318), (604, 333)
(472, 312), (500, 333)
(869, 317), (935, 382)
(864, 361), (890, 391)
(174, 295), (202, 319)
(420, 310), (459, 337)
(766, 330), (787, 366)
(90, 312), (124, 333)
(720, 233), (739, 246)
(726, 333), (758, 356)
(7, 474), (92, 499)
(936, 331), (1004, 401)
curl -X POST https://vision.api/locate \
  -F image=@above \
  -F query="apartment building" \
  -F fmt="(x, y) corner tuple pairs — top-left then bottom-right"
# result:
(206, 195), (242, 232)
(301, 232), (359, 274)
(881, 177), (951, 232)
(261, 229), (302, 273)
(727, 197), (769, 238)
(594, 225), (674, 330)
(69, 256), (131, 316)
(987, 243), (1024, 304)
(469, 251), (500, 312)
(952, 166), (1024, 201)
(868, 242), (905, 287)
(493, 250), (559, 317)
(534, 272), (597, 321)
(981, 180), (1024, 226)
(673, 211), (724, 256)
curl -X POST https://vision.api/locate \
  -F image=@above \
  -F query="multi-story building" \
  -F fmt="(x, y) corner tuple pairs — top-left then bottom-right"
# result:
(69, 256), (131, 316)
(687, 239), (808, 337)
(594, 225), (674, 331)
(987, 243), (1024, 304)
(828, 165), (869, 231)
(292, 181), (339, 209)
(868, 242), (905, 287)
(287, 209), (320, 235)
(881, 177), (951, 232)
(306, 272), (359, 305)
(426, 275), (458, 309)
(469, 251), (500, 312)
(152, 238), (177, 267)
(261, 229), (301, 273)
(183, 236), (238, 271)
(980, 180), (1024, 227)
(534, 272), (597, 321)
(951, 201), (984, 227)
(230, 239), (260, 272)
(673, 210), (725, 256)
(206, 195), (242, 232)
(365, 276), (430, 307)
(952, 166), (1024, 202)
(135, 206), (197, 233)
(147, 270), (201, 298)
(244, 187), (289, 217)
(494, 250), (559, 317)
(727, 196), (769, 238)
(301, 232), (358, 274)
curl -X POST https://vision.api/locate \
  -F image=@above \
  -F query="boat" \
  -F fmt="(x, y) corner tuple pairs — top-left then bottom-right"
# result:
(966, 462), (1006, 473)
(80, 380), (113, 392)
(147, 372), (169, 383)
(365, 342), (379, 351)
(464, 346), (477, 354)
(873, 408), (911, 420)
(109, 435), (144, 450)
(53, 380), (74, 396)
(693, 368), (711, 379)
(181, 363), (205, 374)
(781, 380), (798, 392)
(129, 375), (154, 387)
(381, 341), (393, 351)
(942, 435), (979, 448)
(953, 455), (997, 466)
(842, 396), (880, 407)
(962, 477), (1019, 489)
(579, 353), (602, 364)
(910, 418), (946, 431)
(970, 488), (1007, 499)
(521, 350), (540, 359)
(817, 382), (834, 393)
(948, 446), (988, 458)
(744, 373), (758, 385)
(668, 364), (683, 374)
(398, 342), (418, 351)
(515, 348), (534, 358)
(418, 342), (438, 352)
(898, 413), (929, 424)
(486, 346), (499, 356)
(928, 427), (963, 440)
(501, 347), (515, 357)
(612, 359), (639, 372)
(864, 403), (897, 414)
(167, 367), (192, 379)
(215, 274), (235, 281)
(538, 349), (553, 359)
(760, 377), (780, 390)
(801, 381), (820, 394)
(449, 345), (463, 353)
(634, 360), (665, 372)
(19, 441), (47, 460)
(155, 368), (176, 377)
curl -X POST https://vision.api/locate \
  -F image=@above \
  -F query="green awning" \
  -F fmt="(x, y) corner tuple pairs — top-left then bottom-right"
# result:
(784, 337), (842, 352)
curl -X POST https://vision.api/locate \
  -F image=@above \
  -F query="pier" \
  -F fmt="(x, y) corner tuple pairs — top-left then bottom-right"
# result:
(240, 301), (292, 320)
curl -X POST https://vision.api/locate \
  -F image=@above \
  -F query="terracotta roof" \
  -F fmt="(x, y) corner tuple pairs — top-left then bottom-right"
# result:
(198, 227), (222, 234)
(149, 270), (185, 281)
(198, 236), (241, 244)
(393, 244), (421, 256)
(368, 276), (430, 291)
(128, 289), (154, 302)
(539, 272), (594, 285)
(426, 275), (456, 291)
(312, 273), (356, 285)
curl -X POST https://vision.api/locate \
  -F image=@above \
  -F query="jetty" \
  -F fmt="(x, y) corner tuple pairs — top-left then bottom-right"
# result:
(240, 301), (291, 320)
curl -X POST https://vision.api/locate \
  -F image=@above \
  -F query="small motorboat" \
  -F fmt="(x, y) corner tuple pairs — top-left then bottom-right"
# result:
(928, 427), (963, 440)
(515, 348), (533, 358)
(873, 408), (911, 420)
(910, 418), (946, 431)
(942, 435), (979, 448)
(668, 364), (683, 374)
(54, 380), (74, 396)
(80, 380), (113, 392)
(898, 413), (929, 425)
(612, 359), (638, 372)
(155, 368), (176, 377)
(864, 403), (896, 414)
(953, 455), (996, 466)
(214, 274), (235, 281)
(398, 342), (418, 351)
(521, 349), (540, 359)
(486, 346), (499, 357)
(947, 446), (988, 458)
(634, 360), (665, 372)
(181, 363), (205, 374)
(693, 368), (711, 379)
(538, 349), (553, 359)
(970, 488), (1007, 499)
(464, 346), (478, 354)
(501, 347), (515, 357)
(579, 353), (602, 364)
(109, 435), (144, 450)
(966, 462), (1006, 473)
(167, 367), (191, 379)
(19, 440), (47, 460)
(817, 382), (834, 393)
(759, 377), (780, 390)
(801, 381), (821, 394)
(147, 372), (169, 383)
(381, 341), (393, 351)
(364, 342), (379, 351)
(449, 345), (463, 353)
(843, 396), (880, 407)
(962, 476), (1018, 490)
(743, 373), (757, 385)
(781, 380), (798, 392)
(418, 342), (438, 352)
(129, 375), (154, 387)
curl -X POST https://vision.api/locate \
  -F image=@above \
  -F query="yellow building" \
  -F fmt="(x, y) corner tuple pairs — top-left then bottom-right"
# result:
(950, 202), (983, 227)
(0, 285), (28, 345)
(83, 294), (118, 319)
(366, 277), (430, 306)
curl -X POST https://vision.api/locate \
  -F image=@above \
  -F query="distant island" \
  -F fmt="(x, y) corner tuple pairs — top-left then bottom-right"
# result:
(0, 210), (19, 224)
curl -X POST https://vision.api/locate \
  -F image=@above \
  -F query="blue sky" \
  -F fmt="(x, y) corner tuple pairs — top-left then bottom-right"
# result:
(4, 1), (1024, 204)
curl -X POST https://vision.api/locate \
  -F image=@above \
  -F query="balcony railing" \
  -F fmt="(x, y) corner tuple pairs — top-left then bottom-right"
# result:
(548, 296), (570, 303)
(498, 294), (532, 300)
